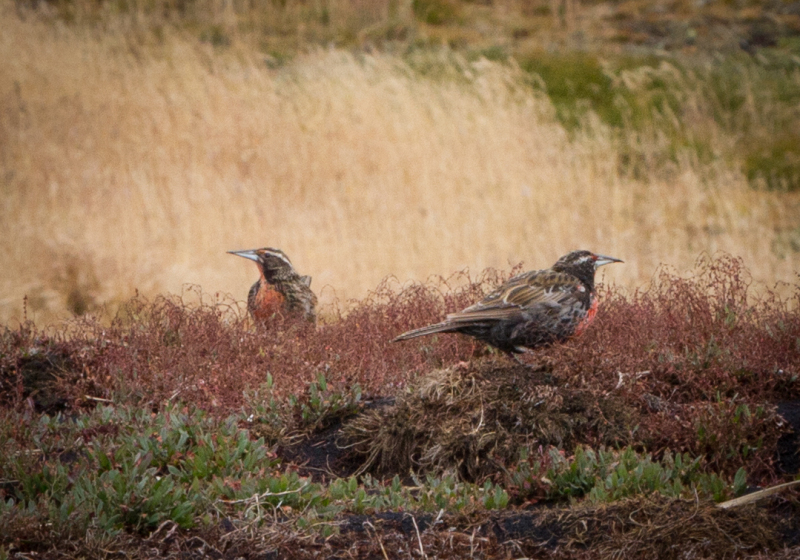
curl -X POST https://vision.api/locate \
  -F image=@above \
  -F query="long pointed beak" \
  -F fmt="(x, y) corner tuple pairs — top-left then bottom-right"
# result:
(595, 254), (624, 267)
(227, 249), (261, 263)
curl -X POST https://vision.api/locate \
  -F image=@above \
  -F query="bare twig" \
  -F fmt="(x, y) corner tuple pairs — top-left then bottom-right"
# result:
(218, 483), (309, 505)
(407, 514), (427, 559)
(84, 395), (113, 403)
(469, 397), (485, 435)
(470, 527), (476, 558)
(717, 480), (800, 509)
(364, 521), (390, 560)
(146, 520), (179, 543)
(614, 370), (651, 389)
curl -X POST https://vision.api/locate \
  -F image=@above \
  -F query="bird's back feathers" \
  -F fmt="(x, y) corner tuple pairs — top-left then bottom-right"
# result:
(392, 250), (621, 354)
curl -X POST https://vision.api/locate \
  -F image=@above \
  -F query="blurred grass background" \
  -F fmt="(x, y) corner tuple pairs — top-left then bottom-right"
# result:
(2, 0), (800, 325)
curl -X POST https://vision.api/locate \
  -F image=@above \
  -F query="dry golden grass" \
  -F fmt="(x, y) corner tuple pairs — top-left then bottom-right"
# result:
(1, 4), (798, 325)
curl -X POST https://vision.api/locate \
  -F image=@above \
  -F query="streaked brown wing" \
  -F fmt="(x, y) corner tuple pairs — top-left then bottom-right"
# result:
(445, 270), (582, 324)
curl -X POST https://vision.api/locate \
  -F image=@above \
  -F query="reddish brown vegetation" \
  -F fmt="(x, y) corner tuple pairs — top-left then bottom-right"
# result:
(540, 253), (800, 479)
(561, 254), (800, 402)
(1, 254), (798, 483)
(2, 254), (800, 558)
(1, 269), (511, 414)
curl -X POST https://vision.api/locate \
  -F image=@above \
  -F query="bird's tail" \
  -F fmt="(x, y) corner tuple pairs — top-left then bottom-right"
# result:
(392, 321), (456, 342)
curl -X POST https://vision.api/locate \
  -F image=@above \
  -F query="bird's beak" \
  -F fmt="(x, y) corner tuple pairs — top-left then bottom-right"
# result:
(594, 254), (624, 267)
(227, 249), (260, 263)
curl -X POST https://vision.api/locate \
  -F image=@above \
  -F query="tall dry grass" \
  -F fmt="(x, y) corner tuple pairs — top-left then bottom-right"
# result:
(1, 5), (798, 325)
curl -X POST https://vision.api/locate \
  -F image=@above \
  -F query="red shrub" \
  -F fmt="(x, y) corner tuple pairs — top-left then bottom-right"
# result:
(1, 270), (518, 413)
(550, 254), (800, 404)
(2, 254), (798, 456)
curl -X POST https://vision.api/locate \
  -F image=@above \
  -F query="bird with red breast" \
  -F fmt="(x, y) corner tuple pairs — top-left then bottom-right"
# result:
(228, 247), (317, 323)
(393, 250), (622, 358)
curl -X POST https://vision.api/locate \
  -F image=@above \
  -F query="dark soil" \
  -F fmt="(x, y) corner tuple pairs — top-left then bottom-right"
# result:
(1, 344), (75, 412)
(777, 400), (800, 474)
(275, 397), (398, 481)
(339, 511), (435, 535)
(276, 415), (362, 480)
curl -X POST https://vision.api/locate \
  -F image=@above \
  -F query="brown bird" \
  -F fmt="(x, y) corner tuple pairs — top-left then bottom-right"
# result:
(393, 250), (622, 356)
(228, 247), (317, 323)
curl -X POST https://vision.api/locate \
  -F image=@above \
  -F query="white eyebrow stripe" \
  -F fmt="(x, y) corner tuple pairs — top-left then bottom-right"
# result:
(264, 250), (292, 266)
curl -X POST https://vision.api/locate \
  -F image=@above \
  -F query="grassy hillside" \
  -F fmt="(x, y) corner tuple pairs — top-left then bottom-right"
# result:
(2, 0), (800, 324)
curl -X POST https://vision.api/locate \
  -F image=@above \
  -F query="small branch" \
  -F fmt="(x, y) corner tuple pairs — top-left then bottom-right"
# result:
(469, 399), (485, 435)
(85, 395), (113, 403)
(717, 480), (800, 509)
(218, 483), (309, 505)
(363, 521), (389, 560)
(470, 527), (476, 558)
(407, 514), (427, 559)
(146, 520), (179, 543)
(614, 370), (651, 390)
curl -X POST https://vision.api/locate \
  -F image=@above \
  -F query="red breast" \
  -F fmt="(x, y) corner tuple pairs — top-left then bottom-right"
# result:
(573, 296), (598, 336)
(252, 283), (286, 321)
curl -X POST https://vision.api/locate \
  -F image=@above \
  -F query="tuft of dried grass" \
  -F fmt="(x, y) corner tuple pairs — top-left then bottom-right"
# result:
(494, 495), (784, 560)
(341, 360), (637, 480)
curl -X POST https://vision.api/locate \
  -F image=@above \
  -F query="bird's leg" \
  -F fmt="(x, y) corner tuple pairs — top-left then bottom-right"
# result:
(508, 349), (548, 373)
(509, 351), (531, 368)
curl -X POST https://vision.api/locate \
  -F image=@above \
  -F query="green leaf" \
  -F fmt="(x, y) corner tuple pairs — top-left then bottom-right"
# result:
(733, 468), (747, 496)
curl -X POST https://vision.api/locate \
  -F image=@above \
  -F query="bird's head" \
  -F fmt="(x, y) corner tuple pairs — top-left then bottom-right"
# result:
(552, 250), (623, 288)
(228, 247), (295, 281)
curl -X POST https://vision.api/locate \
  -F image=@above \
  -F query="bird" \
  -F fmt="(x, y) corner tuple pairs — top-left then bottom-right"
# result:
(228, 247), (317, 323)
(392, 250), (622, 357)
